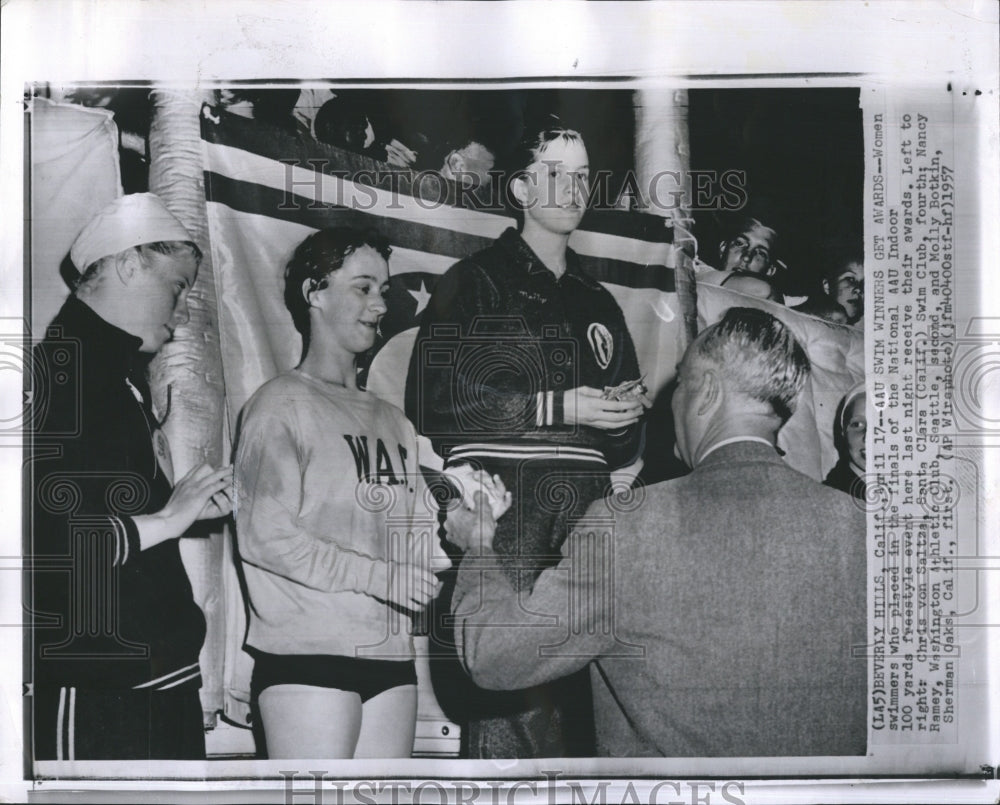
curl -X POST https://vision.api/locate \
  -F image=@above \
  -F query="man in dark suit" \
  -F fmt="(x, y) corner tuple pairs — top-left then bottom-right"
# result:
(450, 307), (867, 757)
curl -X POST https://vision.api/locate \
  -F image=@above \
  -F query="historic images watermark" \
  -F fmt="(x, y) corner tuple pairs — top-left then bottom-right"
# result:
(280, 770), (748, 805)
(277, 161), (749, 215)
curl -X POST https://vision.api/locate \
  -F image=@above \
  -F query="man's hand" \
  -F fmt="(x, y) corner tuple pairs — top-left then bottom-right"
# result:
(385, 138), (417, 168)
(199, 475), (235, 521)
(564, 386), (645, 430)
(443, 465), (511, 520)
(445, 491), (500, 554)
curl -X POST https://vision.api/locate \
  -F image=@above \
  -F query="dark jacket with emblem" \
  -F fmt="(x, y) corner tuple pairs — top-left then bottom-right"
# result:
(405, 227), (643, 470)
(28, 297), (206, 692)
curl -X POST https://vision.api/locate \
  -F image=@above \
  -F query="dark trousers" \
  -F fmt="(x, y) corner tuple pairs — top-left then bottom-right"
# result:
(33, 685), (205, 761)
(462, 458), (607, 758)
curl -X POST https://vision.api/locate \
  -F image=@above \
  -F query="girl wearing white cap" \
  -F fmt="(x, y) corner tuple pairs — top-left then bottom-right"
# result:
(824, 383), (867, 501)
(31, 193), (233, 760)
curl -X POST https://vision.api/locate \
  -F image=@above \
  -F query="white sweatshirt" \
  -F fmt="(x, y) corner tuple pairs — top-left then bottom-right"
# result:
(235, 369), (441, 660)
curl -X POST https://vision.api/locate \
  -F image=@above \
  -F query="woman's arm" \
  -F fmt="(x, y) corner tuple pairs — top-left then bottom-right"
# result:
(235, 402), (437, 609)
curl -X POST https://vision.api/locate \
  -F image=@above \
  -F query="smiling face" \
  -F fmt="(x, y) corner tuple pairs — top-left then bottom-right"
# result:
(123, 248), (199, 353)
(843, 392), (867, 471)
(308, 245), (389, 358)
(514, 137), (590, 236)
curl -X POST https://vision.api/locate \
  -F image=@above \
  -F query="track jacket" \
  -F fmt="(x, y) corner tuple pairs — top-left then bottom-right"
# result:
(405, 227), (643, 471)
(28, 297), (206, 692)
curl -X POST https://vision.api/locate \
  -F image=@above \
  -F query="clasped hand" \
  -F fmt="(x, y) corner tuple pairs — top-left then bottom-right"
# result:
(563, 386), (649, 430)
(162, 463), (234, 534)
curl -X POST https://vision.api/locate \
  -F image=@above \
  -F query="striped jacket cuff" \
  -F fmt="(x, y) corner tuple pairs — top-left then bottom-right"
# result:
(535, 390), (559, 427)
(110, 515), (141, 567)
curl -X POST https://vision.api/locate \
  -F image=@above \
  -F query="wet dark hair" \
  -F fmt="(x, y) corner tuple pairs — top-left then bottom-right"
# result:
(283, 227), (391, 352)
(722, 215), (776, 246)
(505, 126), (586, 222)
(820, 246), (864, 283)
(508, 126), (585, 174)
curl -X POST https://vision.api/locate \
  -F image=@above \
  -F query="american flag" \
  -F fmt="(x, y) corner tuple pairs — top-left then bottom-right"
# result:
(201, 107), (685, 423)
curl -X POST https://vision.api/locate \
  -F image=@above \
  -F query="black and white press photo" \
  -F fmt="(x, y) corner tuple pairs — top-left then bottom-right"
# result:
(2, 2), (998, 803)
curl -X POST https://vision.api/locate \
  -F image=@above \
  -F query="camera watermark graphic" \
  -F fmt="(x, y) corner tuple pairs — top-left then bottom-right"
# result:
(412, 318), (581, 441)
(1, 321), (81, 439)
(29, 471), (154, 659)
(947, 318), (1000, 438)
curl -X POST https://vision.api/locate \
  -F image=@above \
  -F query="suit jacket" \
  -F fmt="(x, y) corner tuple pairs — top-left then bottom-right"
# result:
(453, 440), (868, 757)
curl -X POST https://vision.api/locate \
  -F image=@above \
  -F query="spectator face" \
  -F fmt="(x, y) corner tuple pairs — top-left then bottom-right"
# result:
(515, 137), (590, 236)
(314, 99), (375, 153)
(309, 245), (389, 356)
(829, 264), (863, 323)
(844, 392), (867, 470)
(336, 117), (373, 152)
(441, 142), (496, 188)
(720, 223), (776, 275)
(125, 249), (199, 353)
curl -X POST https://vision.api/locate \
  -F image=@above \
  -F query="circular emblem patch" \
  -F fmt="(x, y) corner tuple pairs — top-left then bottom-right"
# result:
(587, 323), (614, 370)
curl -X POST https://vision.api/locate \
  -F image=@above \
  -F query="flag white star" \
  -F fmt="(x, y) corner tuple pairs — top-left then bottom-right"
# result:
(408, 280), (432, 316)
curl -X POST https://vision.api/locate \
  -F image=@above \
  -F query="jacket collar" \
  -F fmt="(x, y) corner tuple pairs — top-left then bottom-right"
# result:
(49, 295), (144, 378)
(694, 439), (785, 472)
(497, 227), (599, 288)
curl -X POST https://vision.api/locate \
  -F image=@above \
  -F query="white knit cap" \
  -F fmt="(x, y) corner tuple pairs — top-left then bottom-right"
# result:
(839, 381), (866, 433)
(70, 193), (193, 272)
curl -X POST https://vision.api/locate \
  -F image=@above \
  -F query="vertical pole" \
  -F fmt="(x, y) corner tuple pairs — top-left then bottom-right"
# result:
(147, 88), (226, 728)
(633, 87), (698, 343)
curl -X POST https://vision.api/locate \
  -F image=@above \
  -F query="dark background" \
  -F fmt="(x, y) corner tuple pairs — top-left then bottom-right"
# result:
(47, 84), (862, 296)
(352, 86), (864, 298)
(688, 87), (864, 296)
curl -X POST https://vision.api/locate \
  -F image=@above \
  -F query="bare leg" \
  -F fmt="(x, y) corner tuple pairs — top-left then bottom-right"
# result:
(352, 684), (417, 758)
(257, 684), (362, 759)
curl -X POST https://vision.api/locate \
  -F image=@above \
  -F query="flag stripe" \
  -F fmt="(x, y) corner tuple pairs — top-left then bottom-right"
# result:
(204, 171), (498, 259)
(204, 172), (675, 292)
(203, 140), (513, 240)
(202, 109), (675, 244)
(204, 110), (481, 212)
(205, 138), (673, 265)
(202, 109), (684, 408)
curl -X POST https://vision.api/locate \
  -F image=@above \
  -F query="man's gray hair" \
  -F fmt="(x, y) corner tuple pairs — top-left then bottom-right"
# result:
(691, 307), (810, 422)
